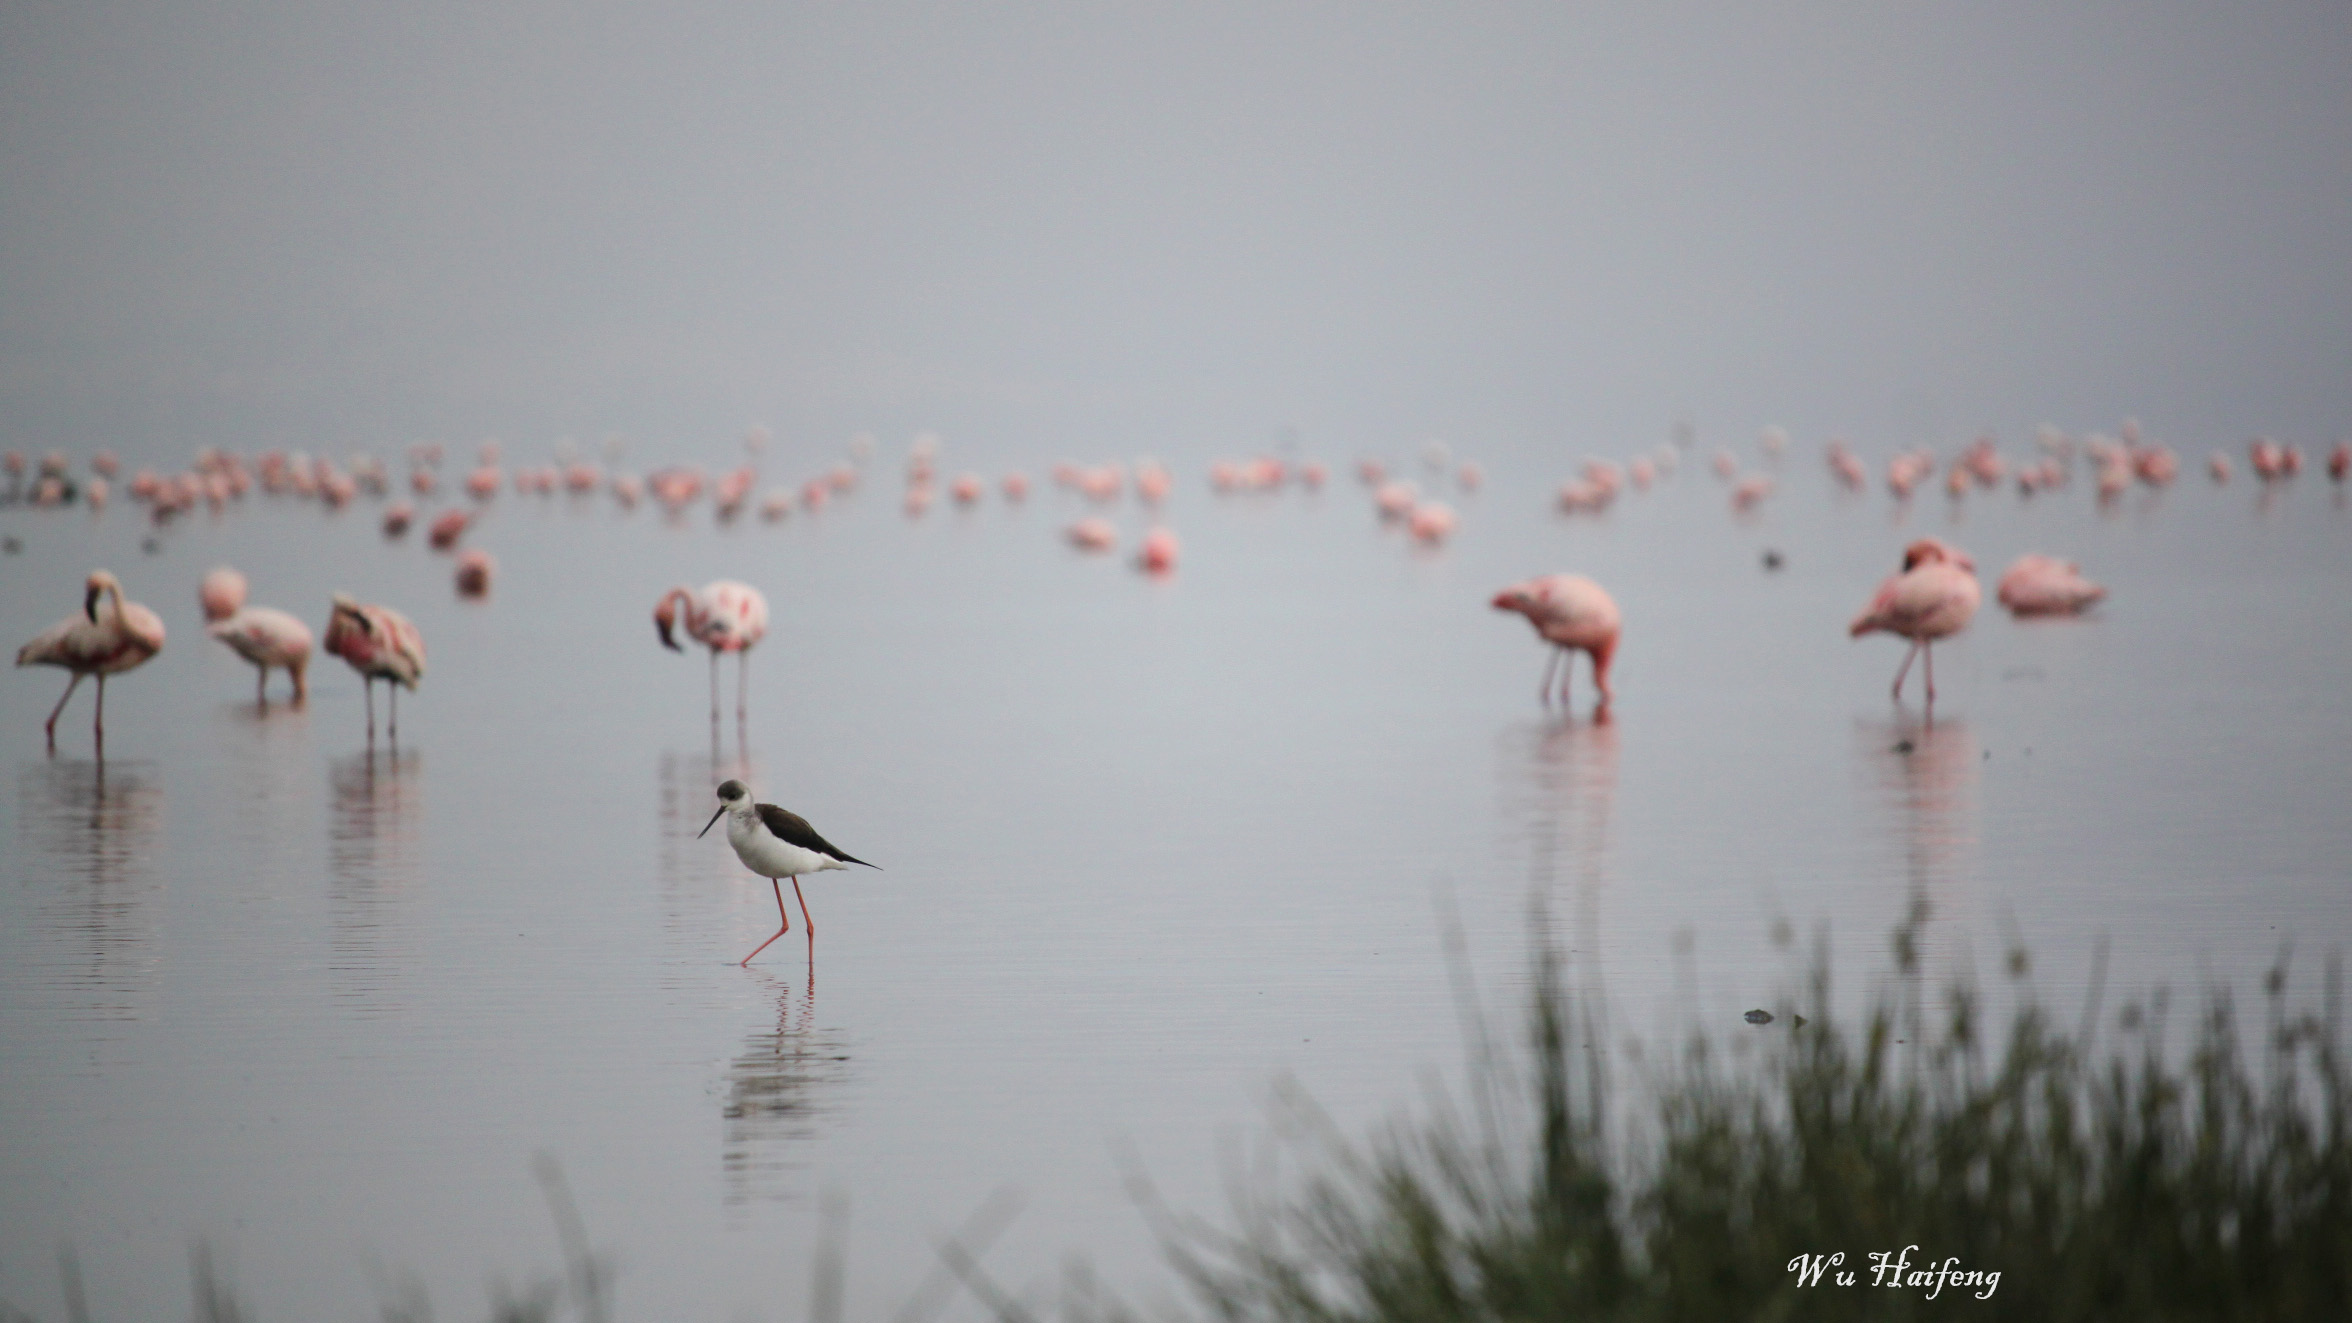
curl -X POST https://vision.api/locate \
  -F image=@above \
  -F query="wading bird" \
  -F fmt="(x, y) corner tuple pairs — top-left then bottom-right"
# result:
(324, 592), (425, 740)
(209, 606), (313, 704)
(16, 570), (166, 751)
(701, 779), (875, 965)
(199, 567), (248, 622)
(1491, 574), (1621, 710)
(1850, 539), (1980, 702)
(1995, 554), (2106, 617)
(654, 581), (769, 724)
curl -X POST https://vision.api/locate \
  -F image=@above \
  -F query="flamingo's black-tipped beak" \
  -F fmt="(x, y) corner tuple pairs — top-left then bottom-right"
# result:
(698, 805), (726, 838)
(84, 586), (100, 622)
(657, 617), (682, 652)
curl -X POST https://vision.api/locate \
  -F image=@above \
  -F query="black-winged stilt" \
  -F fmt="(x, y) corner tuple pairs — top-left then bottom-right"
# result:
(700, 779), (875, 965)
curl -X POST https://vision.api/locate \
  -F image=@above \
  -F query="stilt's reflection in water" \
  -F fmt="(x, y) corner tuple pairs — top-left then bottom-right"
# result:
(720, 968), (850, 1205)
(11, 758), (165, 1020)
(657, 748), (762, 981)
(1497, 712), (1619, 996)
(1855, 711), (1979, 1000)
(328, 747), (422, 1017)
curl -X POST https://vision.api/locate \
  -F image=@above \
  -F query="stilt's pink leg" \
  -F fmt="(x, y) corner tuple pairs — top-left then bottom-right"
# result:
(1891, 640), (1920, 699)
(44, 673), (82, 749)
(792, 875), (815, 941)
(1538, 648), (1560, 705)
(740, 877), (792, 966)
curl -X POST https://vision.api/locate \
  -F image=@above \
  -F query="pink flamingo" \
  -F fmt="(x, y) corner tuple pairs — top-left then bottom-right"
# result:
(209, 606), (313, 703)
(1066, 516), (1117, 551)
(1409, 501), (1457, 544)
(454, 549), (495, 598)
(1138, 526), (1179, 573)
(200, 566), (249, 622)
(1491, 574), (1621, 710)
(654, 580), (770, 724)
(1850, 539), (1980, 702)
(324, 592), (426, 740)
(1996, 554), (2106, 617)
(16, 570), (166, 751)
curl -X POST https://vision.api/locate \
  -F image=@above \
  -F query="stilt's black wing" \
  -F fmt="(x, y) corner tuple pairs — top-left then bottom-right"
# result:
(757, 802), (876, 868)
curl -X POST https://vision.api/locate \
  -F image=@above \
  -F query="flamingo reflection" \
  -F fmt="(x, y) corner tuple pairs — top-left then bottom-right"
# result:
(11, 758), (165, 1019)
(721, 969), (850, 1204)
(657, 750), (761, 975)
(1499, 711), (1620, 1001)
(328, 748), (423, 1016)
(1855, 713), (1979, 995)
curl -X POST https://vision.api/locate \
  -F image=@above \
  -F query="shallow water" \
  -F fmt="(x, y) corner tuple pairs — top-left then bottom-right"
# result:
(3, 456), (2349, 1319)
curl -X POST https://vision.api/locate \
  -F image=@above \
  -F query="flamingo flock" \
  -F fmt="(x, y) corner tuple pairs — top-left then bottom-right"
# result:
(4, 412), (2325, 763)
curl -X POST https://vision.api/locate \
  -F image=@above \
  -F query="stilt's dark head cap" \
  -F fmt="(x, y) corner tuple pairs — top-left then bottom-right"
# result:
(716, 779), (748, 799)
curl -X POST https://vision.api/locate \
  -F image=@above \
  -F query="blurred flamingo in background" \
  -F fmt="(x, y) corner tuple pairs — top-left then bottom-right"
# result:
(1138, 526), (1179, 573)
(16, 569), (166, 752)
(325, 592), (426, 741)
(1996, 554), (2107, 617)
(654, 580), (770, 724)
(1491, 574), (1621, 711)
(209, 606), (313, 704)
(199, 567), (248, 622)
(1850, 539), (1981, 703)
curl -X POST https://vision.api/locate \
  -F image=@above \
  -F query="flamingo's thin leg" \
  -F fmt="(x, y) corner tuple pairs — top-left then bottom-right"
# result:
(737, 649), (748, 725)
(44, 673), (82, 749)
(1923, 640), (1936, 702)
(740, 877), (792, 966)
(1559, 649), (1577, 706)
(365, 677), (376, 742)
(709, 649), (720, 724)
(1538, 647), (1560, 706)
(256, 666), (268, 707)
(93, 675), (105, 750)
(389, 683), (398, 741)
(1891, 640), (1921, 699)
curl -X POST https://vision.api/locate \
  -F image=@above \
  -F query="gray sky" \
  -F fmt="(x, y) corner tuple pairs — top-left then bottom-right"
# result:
(4, 1), (2348, 467)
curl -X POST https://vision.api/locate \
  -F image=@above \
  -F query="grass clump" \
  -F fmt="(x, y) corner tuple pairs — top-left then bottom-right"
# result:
(1135, 917), (2352, 1322)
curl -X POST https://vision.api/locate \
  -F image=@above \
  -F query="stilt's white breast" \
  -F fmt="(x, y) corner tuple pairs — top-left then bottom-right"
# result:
(726, 809), (845, 878)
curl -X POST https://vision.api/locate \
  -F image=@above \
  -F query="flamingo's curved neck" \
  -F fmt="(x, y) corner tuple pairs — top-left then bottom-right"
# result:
(86, 580), (124, 623)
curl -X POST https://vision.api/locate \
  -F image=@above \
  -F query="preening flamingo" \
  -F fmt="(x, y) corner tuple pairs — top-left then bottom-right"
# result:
(324, 592), (426, 740)
(1850, 539), (1980, 702)
(654, 580), (770, 724)
(1491, 574), (1621, 710)
(209, 607), (313, 703)
(15, 570), (166, 751)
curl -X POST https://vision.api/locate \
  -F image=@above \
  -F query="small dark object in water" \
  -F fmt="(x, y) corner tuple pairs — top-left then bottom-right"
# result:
(1744, 1009), (1774, 1025)
(141, 536), (162, 555)
(1, 536), (19, 554)
(1893, 739), (1915, 754)
(1761, 549), (1784, 571)
(1793, 1014), (1808, 1029)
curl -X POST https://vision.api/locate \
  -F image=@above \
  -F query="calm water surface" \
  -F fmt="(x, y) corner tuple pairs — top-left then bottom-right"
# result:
(3, 455), (2348, 1318)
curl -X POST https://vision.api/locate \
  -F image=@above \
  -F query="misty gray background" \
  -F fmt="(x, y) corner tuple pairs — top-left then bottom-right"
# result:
(5, 2), (2349, 468)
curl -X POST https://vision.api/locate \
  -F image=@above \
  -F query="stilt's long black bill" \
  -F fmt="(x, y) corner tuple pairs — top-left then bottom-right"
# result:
(698, 806), (727, 838)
